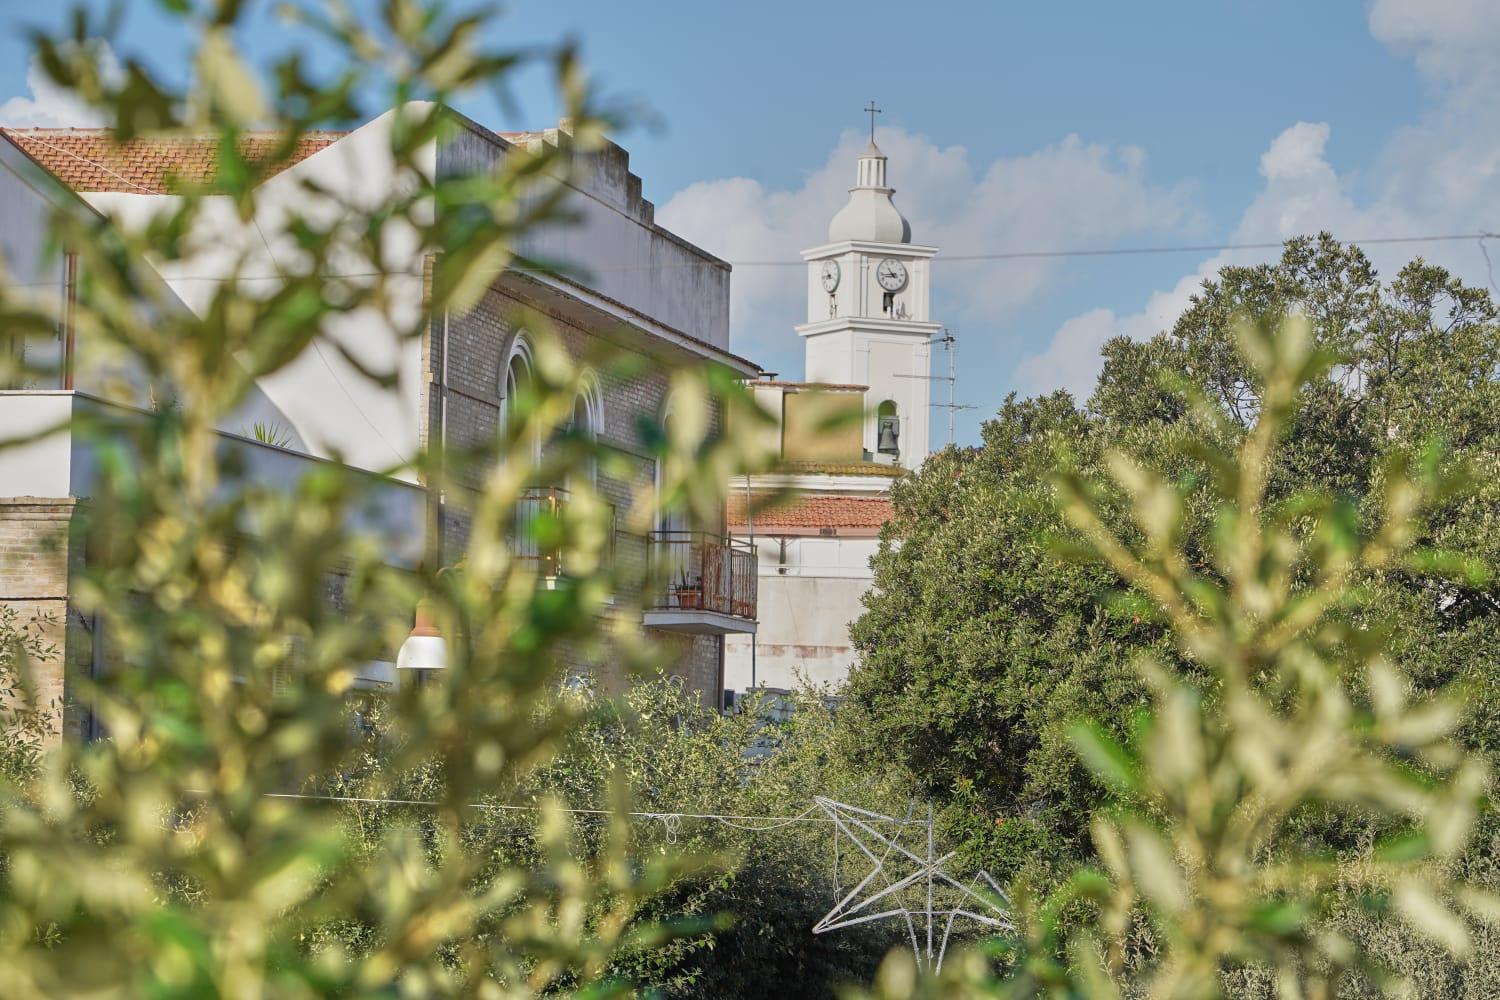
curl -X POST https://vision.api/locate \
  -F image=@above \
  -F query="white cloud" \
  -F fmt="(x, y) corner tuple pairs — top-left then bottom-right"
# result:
(1018, 0), (1500, 401)
(1014, 308), (1140, 399)
(1014, 277), (1196, 399)
(657, 128), (1198, 358)
(1368, 0), (1500, 85)
(0, 47), (115, 128)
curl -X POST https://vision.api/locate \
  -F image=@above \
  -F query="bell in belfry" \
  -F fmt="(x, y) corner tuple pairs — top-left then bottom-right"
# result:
(877, 414), (900, 455)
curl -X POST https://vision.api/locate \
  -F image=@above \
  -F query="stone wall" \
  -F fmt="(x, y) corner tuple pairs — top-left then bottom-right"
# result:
(422, 281), (726, 707)
(0, 497), (81, 743)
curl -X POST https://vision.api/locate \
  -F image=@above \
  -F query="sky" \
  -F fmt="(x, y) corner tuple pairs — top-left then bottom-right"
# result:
(2, 0), (1497, 448)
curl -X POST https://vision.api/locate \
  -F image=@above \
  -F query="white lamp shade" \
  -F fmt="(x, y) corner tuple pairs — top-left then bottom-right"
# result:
(397, 634), (448, 671)
(398, 596), (447, 671)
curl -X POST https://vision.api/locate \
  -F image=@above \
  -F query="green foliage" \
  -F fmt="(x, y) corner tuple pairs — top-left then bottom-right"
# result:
(3, 3), (1496, 994)
(851, 317), (1500, 997)
(314, 678), (920, 997)
(243, 420), (294, 449)
(531, 681), (921, 996)
(0, 3), (779, 996)
(0, 607), (58, 785)
(848, 235), (1499, 896)
(846, 394), (1162, 889)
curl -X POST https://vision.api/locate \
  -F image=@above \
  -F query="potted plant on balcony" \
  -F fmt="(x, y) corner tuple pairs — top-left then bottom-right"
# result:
(674, 570), (702, 610)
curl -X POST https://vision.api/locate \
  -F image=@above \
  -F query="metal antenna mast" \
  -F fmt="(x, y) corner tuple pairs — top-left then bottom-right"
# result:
(896, 328), (976, 446)
(936, 328), (975, 445)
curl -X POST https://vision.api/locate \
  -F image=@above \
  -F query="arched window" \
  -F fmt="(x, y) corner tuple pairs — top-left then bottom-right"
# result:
(567, 372), (602, 487)
(500, 333), (534, 435)
(876, 399), (900, 456)
(654, 391), (691, 535)
(653, 393), (697, 605)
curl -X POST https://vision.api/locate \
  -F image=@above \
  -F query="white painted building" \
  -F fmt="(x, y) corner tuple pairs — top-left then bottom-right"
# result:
(1, 105), (759, 736)
(725, 134), (938, 699)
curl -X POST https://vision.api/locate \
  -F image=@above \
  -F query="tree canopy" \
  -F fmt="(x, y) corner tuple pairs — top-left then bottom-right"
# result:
(847, 234), (1500, 885)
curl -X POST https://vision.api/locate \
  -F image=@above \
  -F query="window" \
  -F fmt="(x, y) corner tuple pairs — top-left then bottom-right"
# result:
(567, 373), (601, 487)
(655, 392), (691, 535)
(501, 334), (534, 434)
(499, 333), (544, 480)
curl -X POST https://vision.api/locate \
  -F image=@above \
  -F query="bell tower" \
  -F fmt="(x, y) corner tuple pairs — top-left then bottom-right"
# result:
(796, 106), (940, 470)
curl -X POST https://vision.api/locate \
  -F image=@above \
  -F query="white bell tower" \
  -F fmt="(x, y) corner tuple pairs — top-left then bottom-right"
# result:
(795, 106), (939, 470)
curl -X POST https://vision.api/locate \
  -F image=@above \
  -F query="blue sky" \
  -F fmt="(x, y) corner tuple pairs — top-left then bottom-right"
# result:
(3, 1), (1497, 447)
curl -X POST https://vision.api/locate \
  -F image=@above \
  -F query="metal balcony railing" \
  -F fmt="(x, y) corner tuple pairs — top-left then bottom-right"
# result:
(646, 531), (758, 620)
(512, 486), (615, 579)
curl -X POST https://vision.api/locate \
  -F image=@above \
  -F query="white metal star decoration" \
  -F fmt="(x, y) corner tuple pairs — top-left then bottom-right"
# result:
(812, 797), (1014, 972)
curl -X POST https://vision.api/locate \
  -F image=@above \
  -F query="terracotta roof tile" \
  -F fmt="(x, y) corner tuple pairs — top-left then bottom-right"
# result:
(728, 492), (894, 531)
(0, 127), (347, 194)
(1, 121), (767, 377)
(777, 460), (903, 477)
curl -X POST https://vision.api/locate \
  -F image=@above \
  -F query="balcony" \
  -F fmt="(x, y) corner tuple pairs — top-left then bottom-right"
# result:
(642, 531), (758, 635)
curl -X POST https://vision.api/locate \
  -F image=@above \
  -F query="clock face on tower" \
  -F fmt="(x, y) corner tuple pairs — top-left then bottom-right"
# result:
(820, 259), (840, 293)
(875, 258), (908, 292)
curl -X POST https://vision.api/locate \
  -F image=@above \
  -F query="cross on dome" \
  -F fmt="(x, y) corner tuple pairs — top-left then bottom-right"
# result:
(827, 103), (910, 244)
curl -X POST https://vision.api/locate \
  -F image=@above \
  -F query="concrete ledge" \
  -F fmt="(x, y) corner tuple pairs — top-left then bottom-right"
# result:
(643, 609), (757, 636)
(0, 497), (79, 518)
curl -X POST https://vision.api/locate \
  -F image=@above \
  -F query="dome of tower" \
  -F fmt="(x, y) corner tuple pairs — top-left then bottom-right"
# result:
(828, 141), (912, 244)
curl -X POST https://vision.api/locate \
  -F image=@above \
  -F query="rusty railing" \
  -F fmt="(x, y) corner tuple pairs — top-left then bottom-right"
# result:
(646, 531), (757, 619)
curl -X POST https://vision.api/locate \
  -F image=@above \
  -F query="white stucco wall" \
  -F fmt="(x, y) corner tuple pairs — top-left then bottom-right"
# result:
(73, 105), (735, 482)
(799, 325), (933, 467)
(723, 534), (879, 694)
(0, 392), (424, 565)
(442, 121), (731, 348)
(0, 141), (69, 385)
(1, 134), (221, 409)
(83, 107), (434, 479)
(0, 392), (75, 495)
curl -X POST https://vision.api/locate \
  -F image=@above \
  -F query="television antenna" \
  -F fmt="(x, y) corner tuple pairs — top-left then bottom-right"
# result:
(894, 328), (977, 446)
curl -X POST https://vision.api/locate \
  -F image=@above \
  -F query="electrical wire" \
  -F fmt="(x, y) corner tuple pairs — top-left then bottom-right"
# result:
(13, 134), (1496, 278)
(252, 790), (912, 827)
(1479, 232), (1499, 296)
(922, 232), (1491, 265)
(4, 233), (1493, 288)
(18, 132), (160, 196)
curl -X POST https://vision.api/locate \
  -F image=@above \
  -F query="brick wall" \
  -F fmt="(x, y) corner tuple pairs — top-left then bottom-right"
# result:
(0, 497), (81, 744)
(424, 280), (727, 707)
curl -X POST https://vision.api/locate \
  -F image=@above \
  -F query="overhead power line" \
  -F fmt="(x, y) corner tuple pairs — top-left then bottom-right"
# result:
(1480, 232), (1498, 295)
(4, 235), (1495, 290)
(227, 231), (1496, 272)
(13, 138), (1497, 276)
(245, 790), (920, 831)
(724, 233), (1495, 268)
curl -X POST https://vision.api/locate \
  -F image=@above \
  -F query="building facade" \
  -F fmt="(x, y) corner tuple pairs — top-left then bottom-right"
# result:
(725, 136), (937, 698)
(0, 105), (757, 741)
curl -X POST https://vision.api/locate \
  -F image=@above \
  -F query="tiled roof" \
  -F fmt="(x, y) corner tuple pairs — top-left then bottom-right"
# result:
(728, 492), (894, 530)
(1, 120), (766, 377)
(777, 460), (904, 478)
(0, 127), (347, 194)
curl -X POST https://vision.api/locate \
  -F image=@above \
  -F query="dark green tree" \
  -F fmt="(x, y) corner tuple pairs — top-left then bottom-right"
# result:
(847, 234), (1499, 886)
